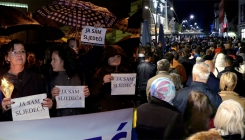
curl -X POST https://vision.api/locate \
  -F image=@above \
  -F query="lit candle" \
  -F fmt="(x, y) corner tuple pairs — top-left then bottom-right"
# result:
(1, 78), (14, 98)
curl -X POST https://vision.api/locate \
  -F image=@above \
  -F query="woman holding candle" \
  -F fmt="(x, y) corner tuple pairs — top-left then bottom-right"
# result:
(49, 44), (90, 117)
(0, 40), (53, 121)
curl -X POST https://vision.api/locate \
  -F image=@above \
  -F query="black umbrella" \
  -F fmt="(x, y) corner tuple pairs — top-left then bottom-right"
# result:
(0, 5), (40, 36)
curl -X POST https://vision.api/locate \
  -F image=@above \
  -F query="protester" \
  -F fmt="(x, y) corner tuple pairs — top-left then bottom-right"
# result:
(136, 77), (183, 139)
(146, 59), (171, 101)
(173, 62), (222, 113)
(213, 100), (245, 139)
(170, 73), (183, 91)
(185, 60), (220, 94)
(0, 40), (53, 121)
(91, 45), (134, 112)
(217, 56), (244, 97)
(137, 52), (156, 104)
(219, 72), (245, 110)
(48, 44), (90, 117)
(183, 91), (215, 137)
(178, 48), (195, 78)
(170, 51), (186, 83)
(213, 52), (226, 77)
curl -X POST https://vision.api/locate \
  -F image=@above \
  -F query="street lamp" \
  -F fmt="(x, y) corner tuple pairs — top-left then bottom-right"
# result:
(170, 7), (179, 23)
(194, 22), (197, 25)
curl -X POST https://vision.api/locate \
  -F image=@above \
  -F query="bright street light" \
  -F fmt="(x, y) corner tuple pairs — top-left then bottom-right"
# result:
(170, 7), (179, 23)
(190, 25), (193, 27)
(194, 22), (197, 25)
(145, 6), (149, 9)
(190, 15), (194, 19)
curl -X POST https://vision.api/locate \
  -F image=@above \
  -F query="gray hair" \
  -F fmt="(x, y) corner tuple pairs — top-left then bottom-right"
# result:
(170, 73), (183, 90)
(192, 62), (210, 81)
(196, 57), (204, 64)
(157, 59), (170, 71)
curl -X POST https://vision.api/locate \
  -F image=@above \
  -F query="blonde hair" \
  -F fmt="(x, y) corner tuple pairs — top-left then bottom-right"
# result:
(186, 129), (222, 140)
(220, 72), (237, 91)
(214, 100), (245, 138)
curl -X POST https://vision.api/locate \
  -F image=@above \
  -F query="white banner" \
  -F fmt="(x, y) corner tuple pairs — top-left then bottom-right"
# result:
(111, 73), (136, 95)
(81, 26), (107, 46)
(55, 86), (85, 108)
(0, 108), (133, 140)
(11, 94), (50, 121)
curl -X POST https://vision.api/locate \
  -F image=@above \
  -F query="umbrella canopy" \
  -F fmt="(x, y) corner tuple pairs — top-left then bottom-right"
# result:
(37, 0), (117, 28)
(0, 5), (40, 36)
(9, 25), (65, 43)
(113, 18), (140, 34)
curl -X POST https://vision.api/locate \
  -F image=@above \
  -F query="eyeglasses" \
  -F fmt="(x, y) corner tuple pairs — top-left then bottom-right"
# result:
(9, 50), (26, 56)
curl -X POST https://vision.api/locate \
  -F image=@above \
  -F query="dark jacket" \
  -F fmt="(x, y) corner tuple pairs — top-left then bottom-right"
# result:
(221, 134), (245, 140)
(91, 66), (134, 112)
(173, 81), (222, 113)
(137, 62), (156, 90)
(178, 57), (195, 78)
(1, 69), (46, 121)
(136, 97), (184, 140)
(217, 66), (245, 97)
(48, 71), (87, 117)
(186, 73), (220, 94)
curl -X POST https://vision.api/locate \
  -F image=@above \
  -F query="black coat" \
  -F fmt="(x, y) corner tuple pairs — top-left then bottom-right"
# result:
(217, 66), (245, 97)
(186, 72), (220, 94)
(91, 66), (134, 112)
(173, 81), (222, 113)
(178, 57), (195, 78)
(137, 62), (156, 90)
(1, 69), (46, 121)
(136, 97), (184, 140)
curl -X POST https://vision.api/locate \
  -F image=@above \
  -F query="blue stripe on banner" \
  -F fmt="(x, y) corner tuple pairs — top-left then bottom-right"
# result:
(117, 122), (128, 131)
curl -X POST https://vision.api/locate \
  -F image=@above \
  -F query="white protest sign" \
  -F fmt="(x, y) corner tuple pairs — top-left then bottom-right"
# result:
(11, 94), (50, 121)
(111, 73), (136, 95)
(81, 26), (107, 46)
(55, 86), (85, 109)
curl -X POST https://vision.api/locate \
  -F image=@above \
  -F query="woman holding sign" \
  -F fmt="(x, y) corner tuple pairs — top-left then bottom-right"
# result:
(0, 40), (53, 121)
(91, 45), (134, 112)
(49, 44), (90, 117)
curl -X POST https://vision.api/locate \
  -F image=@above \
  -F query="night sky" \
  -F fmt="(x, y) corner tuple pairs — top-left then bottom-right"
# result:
(173, 0), (221, 33)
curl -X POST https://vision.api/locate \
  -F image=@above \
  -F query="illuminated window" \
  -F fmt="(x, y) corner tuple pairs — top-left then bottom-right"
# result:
(0, 2), (28, 9)
(242, 29), (245, 39)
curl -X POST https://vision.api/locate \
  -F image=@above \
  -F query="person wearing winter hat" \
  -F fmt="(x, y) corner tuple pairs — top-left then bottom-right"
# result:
(91, 45), (134, 112)
(136, 77), (184, 139)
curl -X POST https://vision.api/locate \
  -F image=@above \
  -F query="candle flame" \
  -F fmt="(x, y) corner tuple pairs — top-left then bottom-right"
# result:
(1, 78), (8, 87)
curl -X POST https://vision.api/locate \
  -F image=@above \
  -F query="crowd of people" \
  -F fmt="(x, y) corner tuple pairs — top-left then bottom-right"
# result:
(1, 35), (245, 139)
(136, 36), (245, 139)
(0, 38), (137, 121)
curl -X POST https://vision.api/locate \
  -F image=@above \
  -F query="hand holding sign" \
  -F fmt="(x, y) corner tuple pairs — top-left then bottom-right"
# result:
(84, 86), (90, 97)
(1, 98), (14, 112)
(51, 87), (60, 99)
(42, 98), (53, 109)
(103, 74), (114, 84)
(111, 73), (136, 95)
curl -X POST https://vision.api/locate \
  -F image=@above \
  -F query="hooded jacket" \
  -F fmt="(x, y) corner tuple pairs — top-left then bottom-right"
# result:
(91, 45), (134, 112)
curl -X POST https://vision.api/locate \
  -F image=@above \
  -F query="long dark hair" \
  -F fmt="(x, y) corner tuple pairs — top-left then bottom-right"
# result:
(50, 44), (77, 78)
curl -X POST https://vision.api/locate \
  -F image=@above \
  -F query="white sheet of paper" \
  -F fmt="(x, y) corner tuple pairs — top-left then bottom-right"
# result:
(55, 86), (85, 109)
(11, 94), (50, 121)
(111, 73), (136, 95)
(81, 26), (107, 46)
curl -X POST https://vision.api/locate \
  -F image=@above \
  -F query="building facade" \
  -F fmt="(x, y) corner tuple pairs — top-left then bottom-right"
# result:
(238, 0), (245, 39)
